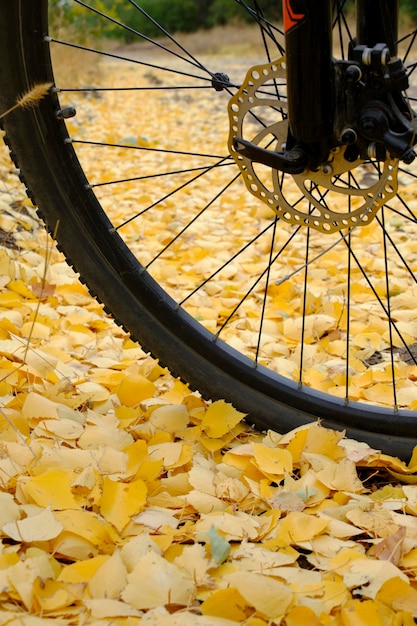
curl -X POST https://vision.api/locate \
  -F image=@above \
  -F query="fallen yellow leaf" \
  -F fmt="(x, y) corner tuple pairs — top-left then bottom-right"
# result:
(100, 476), (147, 531)
(200, 400), (245, 438)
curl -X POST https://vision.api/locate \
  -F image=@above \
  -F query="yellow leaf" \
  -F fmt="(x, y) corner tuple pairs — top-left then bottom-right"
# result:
(150, 404), (189, 433)
(89, 368), (126, 387)
(0, 491), (20, 528)
(100, 476), (147, 531)
(274, 511), (328, 546)
(22, 468), (80, 510)
(328, 549), (368, 574)
(148, 441), (193, 469)
(121, 552), (194, 609)
(116, 374), (156, 406)
(340, 599), (384, 626)
(124, 438), (148, 474)
(22, 391), (60, 420)
(195, 511), (271, 542)
(231, 542), (296, 574)
(200, 400), (245, 438)
(285, 427), (309, 463)
(201, 587), (249, 621)
(7, 553), (55, 610)
(0, 553), (20, 569)
(88, 549), (127, 599)
(3, 506), (63, 542)
(0, 291), (24, 308)
(21, 321), (51, 339)
(78, 423), (133, 450)
(54, 509), (118, 554)
(251, 443), (293, 477)
(58, 555), (110, 583)
(303, 424), (346, 461)
(285, 606), (321, 626)
(376, 576), (417, 616)
(84, 598), (142, 619)
(225, 571), (293, 620)
(34, 418), (84, 442)
(7, 279), (37, 299)
(346, 507), (400, 539)
(315, 458), (363, 492)
(33, 578), (84, 613)
(342, 559), (408, 599)
(76, 381), (110, 402)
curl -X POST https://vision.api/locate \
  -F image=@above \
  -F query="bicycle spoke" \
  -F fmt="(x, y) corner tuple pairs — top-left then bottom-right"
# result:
(125, 0), (213, 73)
(333, 0), (354, 58)
(73, 0), (213, 75)
(299, 224), (311, 386)
(111, 157), (232, 230)
(345, 203), (352, 404)
(86, 162), (234, 189)
(68, 139), (227, 160)
(236, 0), (285, 54)
(56, 86), (217, 93)
(374, 214), (417, 282)
(254, 215), (279, 365)
(48, 38), (213, 84)
(399, 29), (417, 64)
(341, 234), (413, 356)
(181, 224), (276, 303)
(381, 207), (399, 408)
(145, 173), (241, 269)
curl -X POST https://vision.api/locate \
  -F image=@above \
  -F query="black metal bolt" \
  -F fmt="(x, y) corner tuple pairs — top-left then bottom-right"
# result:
(341, 129), (357, 145)
(402, 149), (416, 165)
(361, 118), (377, 135)
(345, 65), (362, 83)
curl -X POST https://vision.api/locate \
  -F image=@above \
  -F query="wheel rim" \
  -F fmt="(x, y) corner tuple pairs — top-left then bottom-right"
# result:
(31, 1), (417, 433)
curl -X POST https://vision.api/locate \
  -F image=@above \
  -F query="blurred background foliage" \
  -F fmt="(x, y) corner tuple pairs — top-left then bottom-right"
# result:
(50, 0), (416, 42)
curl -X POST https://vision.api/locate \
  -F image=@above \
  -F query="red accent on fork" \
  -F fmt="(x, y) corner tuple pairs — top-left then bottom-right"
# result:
(283, 0), (305, 32)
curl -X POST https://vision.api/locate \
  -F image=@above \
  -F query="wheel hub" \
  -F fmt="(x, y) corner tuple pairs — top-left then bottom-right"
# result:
(228, 57), (399, 234)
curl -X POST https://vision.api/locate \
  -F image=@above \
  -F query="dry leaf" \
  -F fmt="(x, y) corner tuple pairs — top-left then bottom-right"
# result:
(200, 400), (245, 438)
(122, 552), (195, 609)
(225, 571), (293, 620)
(3, 506), (63, 542)
(100, 476), (147, 531)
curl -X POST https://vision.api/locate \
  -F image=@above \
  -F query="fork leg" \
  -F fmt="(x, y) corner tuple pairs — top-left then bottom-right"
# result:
(356, 0), (399, 57)
(284, 0), (334, 144)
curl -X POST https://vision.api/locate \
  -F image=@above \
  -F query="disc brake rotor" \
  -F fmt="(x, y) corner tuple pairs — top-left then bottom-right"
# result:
(228, 57), (398, 234)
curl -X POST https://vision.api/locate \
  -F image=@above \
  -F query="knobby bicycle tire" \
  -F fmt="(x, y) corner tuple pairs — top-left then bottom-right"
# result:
(1, 1), (417, 459)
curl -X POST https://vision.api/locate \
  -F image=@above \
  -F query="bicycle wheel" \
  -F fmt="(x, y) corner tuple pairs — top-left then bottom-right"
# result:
(1, 0), (417, 458)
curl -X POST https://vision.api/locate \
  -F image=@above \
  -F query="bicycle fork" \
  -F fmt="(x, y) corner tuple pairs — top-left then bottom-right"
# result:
(235, 0), (415, 173)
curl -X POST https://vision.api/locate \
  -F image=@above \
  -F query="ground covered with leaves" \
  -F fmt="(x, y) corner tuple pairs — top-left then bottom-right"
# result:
(2, 46), (417, 626)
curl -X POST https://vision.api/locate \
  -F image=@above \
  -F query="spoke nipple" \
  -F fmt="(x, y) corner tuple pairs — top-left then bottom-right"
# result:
(211, 72), (230, 92)
(64, 137), (73, 144)
(43, 35), (52, 43)
(56, 107), (77, 120)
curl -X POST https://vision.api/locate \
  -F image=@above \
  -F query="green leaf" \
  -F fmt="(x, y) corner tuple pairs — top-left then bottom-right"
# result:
(206, 525), (231, 564)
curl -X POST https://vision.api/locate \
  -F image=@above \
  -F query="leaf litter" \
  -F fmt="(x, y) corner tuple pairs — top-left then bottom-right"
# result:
(1, 50), (417, 626)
